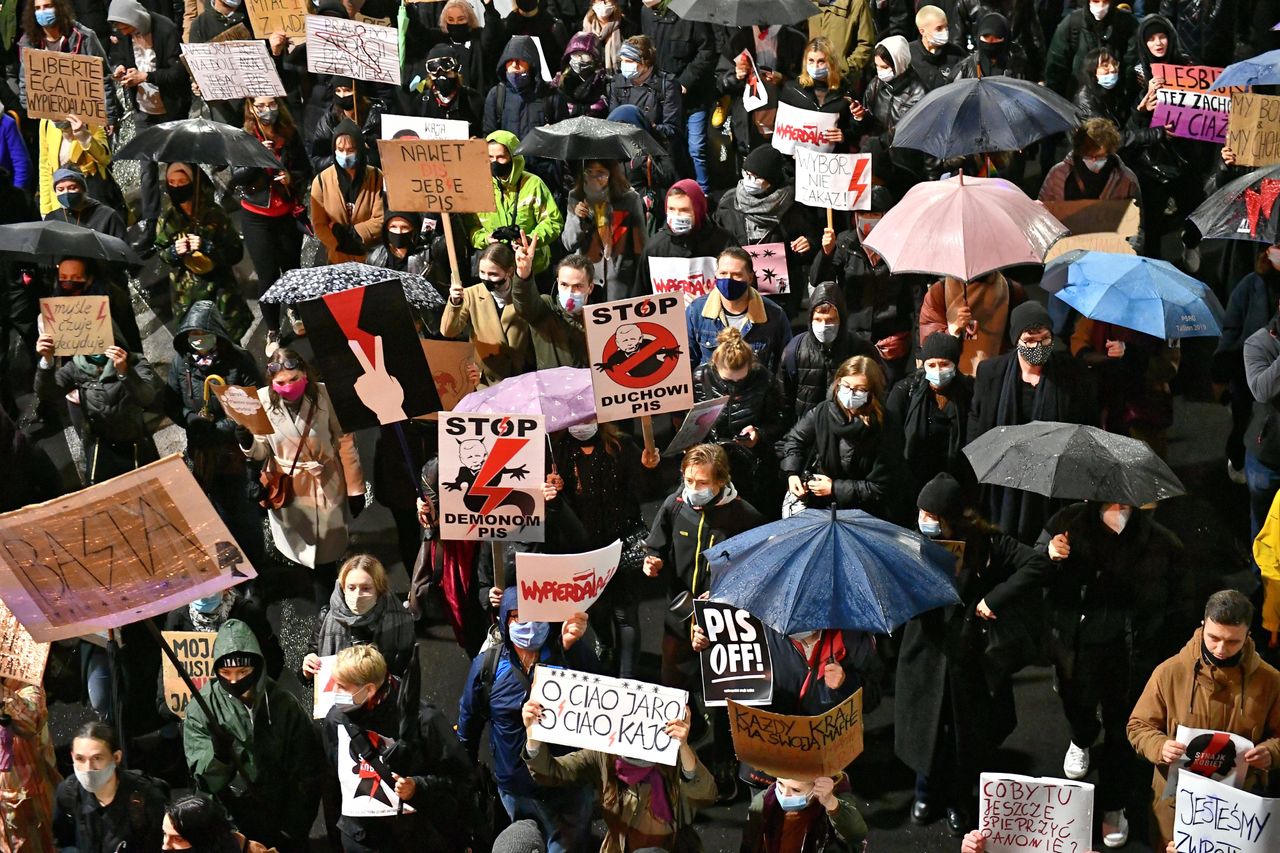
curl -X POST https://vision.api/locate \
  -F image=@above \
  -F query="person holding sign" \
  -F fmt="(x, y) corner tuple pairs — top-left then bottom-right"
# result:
(18, 0), (123, 134)
(522, 698), (715, 853)
(561, 159), (647, 302)
(687, 247), (793, 374)
(302, 555), (416, 683)
(635, 179), (731, 302)
(1127, 590), (1280, 851)
(442, 242), (534, 385)
(402, 44), (485, 139)
(187, 0), (251, 128)
(741, 774), (869, 853)
(778, 37), (854, 155)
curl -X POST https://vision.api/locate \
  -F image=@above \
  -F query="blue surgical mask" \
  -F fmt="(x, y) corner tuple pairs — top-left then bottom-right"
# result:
(924, 365), (955, 387)
(837, 387), (868, 410)
(1097, 72), (1119, 89)
(919, 519), (943, 537)
(335, 151), (358, 169)
(34, 8), (57, 26)
(509, 620), (549, 650)
(192, 593), (225, 614)
(558, 287), (583, 314)
(806, 63), (828, 81)
(507, 70), (532, 90)
(776, 785), (811, 812)
(683, 485), (716, 507)
(715, 276), (749, 301)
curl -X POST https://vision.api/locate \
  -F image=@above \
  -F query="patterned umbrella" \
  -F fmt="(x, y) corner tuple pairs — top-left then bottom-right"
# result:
(260, 262), (445, 309)
(453, 367), (596, 432)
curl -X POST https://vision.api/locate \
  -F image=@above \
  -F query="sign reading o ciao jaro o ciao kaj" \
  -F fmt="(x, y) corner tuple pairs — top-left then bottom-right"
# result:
(437, 413), (546, 543)
(585, 293), (694, 424)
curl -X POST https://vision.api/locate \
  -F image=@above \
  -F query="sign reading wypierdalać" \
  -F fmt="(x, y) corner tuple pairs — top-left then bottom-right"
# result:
(728, 689), (863, 780)
(648, 255), (716, 306)
(585, 292), (693, 424)
(23, 49), (106, 125)
(516, 539), (621, 622)
(437, 413), (545, 542)
(0, 455), (255, 642)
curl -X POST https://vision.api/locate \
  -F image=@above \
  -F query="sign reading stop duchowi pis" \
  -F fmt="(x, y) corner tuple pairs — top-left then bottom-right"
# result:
(585, 293), (694, 424)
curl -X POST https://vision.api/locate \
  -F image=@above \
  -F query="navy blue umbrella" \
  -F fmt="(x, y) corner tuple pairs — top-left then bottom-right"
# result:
(707, 508), (961, 635)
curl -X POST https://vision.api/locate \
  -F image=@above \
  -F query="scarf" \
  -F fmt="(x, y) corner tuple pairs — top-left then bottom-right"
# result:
(614, 759), (674, 824)
(584, 16), (621, 70)
(796, 630), (846, 698)
(1064, 156), (1115, 201)
(336, 161), (366, 209)
(317, 583), (415, 659)
(807, 403), (878, 496)
(902, 372), (966, 469)
(734, 183), (794, 243)
(190, 593), (236, 629)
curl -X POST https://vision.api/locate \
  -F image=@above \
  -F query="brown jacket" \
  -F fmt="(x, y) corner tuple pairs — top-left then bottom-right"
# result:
(309, 164), (385, 264)
(440, 284), (533, 386)
(917, 275), (1027, 377)
(1127, 628), (1280, 849)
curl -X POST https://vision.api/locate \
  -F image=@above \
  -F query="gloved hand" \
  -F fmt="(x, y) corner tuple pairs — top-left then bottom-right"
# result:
(210, 727), (237, 764)
(348, 494), (366, 517)
(331, 223), (365, 255)
(234, 424), (254, 449)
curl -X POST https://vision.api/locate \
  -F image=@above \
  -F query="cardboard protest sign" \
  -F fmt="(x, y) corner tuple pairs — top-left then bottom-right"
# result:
(529, 667), (689, 765)
(585, 293), (694, 424)
(421, 339), (477, 411)
(437, 413), (545, 542)
(246, 0), (307, 39)
(772, 101), (837, 155)
(694, 601), (772, 706)
(208, 23), (252, 43)
(979, 773), (1094, 853)
(516, 539), (621, 622)
(313, 654), (353, 719)
(664, 395), (729, 457)
(1149, 64), (1235, 143)
(935, 539), (966, 576)
(210, 385), (274, 434)
(0, 455), (255, 642)
(1175, 771), (1280, 853)
(377, 139), (495, 214)
(0, 596), (49, 685)
(1043, 199), (1141, 260)
(794, 149), (873, 211)
(295, 280), (442, 431)
(23, 49), (106, 125)
(39, 296), (111, 356)
(379, 113), (471, 141)
(1228, 93), (1280, 167)
(648, 255), (716, 306)
(181, 42), (286, 100)
(728, 690), (863, 780)
(160, 630), (215, 718)
(1162, 725), (1254, 798)
(744, 242), (790, 294)
(305, 15), (399, 85)
(337, 726), (415, 817)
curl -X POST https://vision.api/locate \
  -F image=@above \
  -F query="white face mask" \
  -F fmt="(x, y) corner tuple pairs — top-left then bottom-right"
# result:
(930, 29), (949, 46)
(592, 1), (614, 17)
(1101, 505), (1132, 534)
(344, 589), (376, 614)
(75, 763), (116, 794)
(567, 422), (598, 441)
(811, 321), (838, 344)
(1089, 1), (1109, 19)
(667, 213), (694, 235)
(741, 174), (766, 194)
(1082, 155), (1108, 173)
(619, 60), (639, 80)
(876, 66), (894, 82)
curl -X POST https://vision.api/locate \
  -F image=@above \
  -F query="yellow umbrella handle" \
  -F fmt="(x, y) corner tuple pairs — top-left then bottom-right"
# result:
(200, 374), (227, 419)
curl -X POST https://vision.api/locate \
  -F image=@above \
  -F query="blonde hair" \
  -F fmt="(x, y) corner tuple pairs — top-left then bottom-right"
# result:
(338, 554), (389, 596)
(438, 0), (479, 28)
(798, 37), (844, 89)
(915, 4), (946, 27)
(681, 443), (730, 487)
(710, 327), (755, 373)
(333, 644), (387, 688)
(831, 355), (886, 426)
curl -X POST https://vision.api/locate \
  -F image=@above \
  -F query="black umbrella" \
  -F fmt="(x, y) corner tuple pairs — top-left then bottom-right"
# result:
(0, 220), (140, 265)
(514, 116), (666, 161)
(260, 262), (445, 309)
(114, 117), (282, 168)
(667, 0), (817, 25)
(1188, 164), (1280, 245)
(893, 77), (1080, 159)
(962, 421), (1185, 507)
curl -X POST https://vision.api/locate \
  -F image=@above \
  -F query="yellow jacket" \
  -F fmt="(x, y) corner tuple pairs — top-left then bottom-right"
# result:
(38, 120), (111, 216)
(1252, 488), (1280, 635)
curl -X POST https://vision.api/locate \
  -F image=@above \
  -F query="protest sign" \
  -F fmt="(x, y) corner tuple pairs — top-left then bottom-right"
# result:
(728, 689), (863, 780)
(741, 51), (768, 113)
(664, 395), (729, 457)
(38, 296), (111, 356)
(979, 773), (1094, 853)
(516, 540), (621, 622)
(209, 385), (274, 434)
(377, 139), (495, 214)
(0, 455), (255, 642)
(772, 101), (837, 155)
(160, 630), (215, 718)
(246, 0), (307, 39)
(1043, 199), (1141, 260)
(585, 293), (694, 424)
(313, 654), (353, 719)
(295, 280), (442, 431)
(1175, 770), (1280, 853)
(180, 42), (286, 100)
(935, 539), (966, 575)
(379, 113), (471, 141)
(0, 596), (49, 685)
(437, 413), (545, 542)
(694, 601), (772, 706)
(1162, 725), (1254, 798)
(1228, 93), (1280, 167)
(337, 726), (415, 817)
(23, 49), (106, 125)
(744, 242), (790, 294)
(421, 339), (477, 411)
(794, 149), (873, 211)
(648, 255), (716, 306)
(305, 16), (399, 85)
(529, 667), (689, 765)
(1149, 63), (1235, 143)
(208, 23), (252, 43)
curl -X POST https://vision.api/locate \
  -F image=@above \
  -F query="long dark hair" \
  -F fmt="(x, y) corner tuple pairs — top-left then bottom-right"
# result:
(23, 0), (75, 45)
(242, 97), (297, 142)
(165, 794), (239, 853)
(266, 347), (320, 412)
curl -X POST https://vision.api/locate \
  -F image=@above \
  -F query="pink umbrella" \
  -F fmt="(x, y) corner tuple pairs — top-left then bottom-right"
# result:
(861, 174), (1068, 282)
(453, 367), (596, 432)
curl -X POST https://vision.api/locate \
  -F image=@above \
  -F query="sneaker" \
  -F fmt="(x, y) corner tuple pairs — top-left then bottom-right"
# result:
(1227, 459), (1247, 485)
(1063, 741), (1089, 780)
(1102, 809), (1129, 848)
(264, 330), (280, 359)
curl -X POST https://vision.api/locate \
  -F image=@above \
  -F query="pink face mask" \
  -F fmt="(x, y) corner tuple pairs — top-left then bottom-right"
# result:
(274, 377), (307, 401)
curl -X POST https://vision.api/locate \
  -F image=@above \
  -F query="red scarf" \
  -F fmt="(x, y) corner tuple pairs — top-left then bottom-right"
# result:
(795, 630), (846, 699)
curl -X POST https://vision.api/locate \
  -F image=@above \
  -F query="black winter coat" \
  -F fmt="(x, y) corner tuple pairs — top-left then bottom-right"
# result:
(884, 369), (975, 493)
(641, 5), (718, 107)
(693, 361), (787, 446)
(1160, 0), (1237, 66)
(44, 198), (126, 242)
(110, 13), (189, 118)
(480, 4), (567, 69)
(909, 40), (968, 92)
(405, 85), (486, 139)
(607, 70), (682, 145)
(308, 106), (381, 175)
(53, 769), (167, 853)
(717, 26), (806, 154)
(1073, 81), (1163, 153)
(855, 72), (925, 142)
(777, 402), (906, 519)
(951, 0), (1045, 74)
(634, 222), (732, 300)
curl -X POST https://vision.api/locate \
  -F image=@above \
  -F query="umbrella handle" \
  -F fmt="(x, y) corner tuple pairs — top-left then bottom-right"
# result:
(200, 374), (226, 418)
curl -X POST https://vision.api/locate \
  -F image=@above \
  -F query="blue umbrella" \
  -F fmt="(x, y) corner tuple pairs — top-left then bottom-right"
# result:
(707, 508), (960, 635)
(1041, 250), (1224, 339)
(1209, 49), (1280, 90)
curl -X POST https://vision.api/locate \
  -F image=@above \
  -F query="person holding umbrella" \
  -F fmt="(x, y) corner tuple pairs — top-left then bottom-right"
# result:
(562, 159), (646, 302)
(886, 332), (975, 494)
(918, 270), (1027, 379)
(310, 119), (385, 264)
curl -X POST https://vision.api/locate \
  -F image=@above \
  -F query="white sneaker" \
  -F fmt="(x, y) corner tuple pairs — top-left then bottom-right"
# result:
(1227, 460), (1247, 485)
(1063, 741), (1089, 779)
(1102, 809), (1129, 848)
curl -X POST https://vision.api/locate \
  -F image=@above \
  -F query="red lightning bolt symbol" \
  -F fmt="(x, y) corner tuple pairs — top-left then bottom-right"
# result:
(465, 427), (527, 533)
(848, 157), (869, 200)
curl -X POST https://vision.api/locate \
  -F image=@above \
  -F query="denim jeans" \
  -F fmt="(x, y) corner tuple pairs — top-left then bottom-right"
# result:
(498, 784), (594, 853)
(686, 108), (709, 193)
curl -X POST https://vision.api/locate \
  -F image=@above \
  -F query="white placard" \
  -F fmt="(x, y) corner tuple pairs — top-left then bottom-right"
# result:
(979, 773), (1094, 853)
(181, 41), (286, 100)
(794, 149), (872, 211)
(585, 293), (694, 424)
(771, 101), (838, 155)
(379, 113), (471, 141)
(516, 540), (622, 622)
(1162, 725), (1254, 798)
(1175, 770), (1280, 853)
(305, 16), (399, 85)
(437, 413), (546, 542)
(336, 726), (415, 817)
(312, 654), (352, 719)
(648, 255), (716, 306)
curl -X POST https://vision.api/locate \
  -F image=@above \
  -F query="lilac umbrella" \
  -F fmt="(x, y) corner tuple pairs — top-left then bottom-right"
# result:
(453, 367), (596, 432)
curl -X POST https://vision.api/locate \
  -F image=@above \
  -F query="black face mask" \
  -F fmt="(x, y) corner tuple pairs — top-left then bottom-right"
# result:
(334, 94), (355, 111)
(387, 230), (415, 249)
(167, 183), (195, 203)
(491, 160), (513, 179)
(217, 667), (261, 698)
(978, 40), (1008, 58)
(446, 22), (470, 40)
(1202, 638), (1245, 669)
(515, 0), (538, 11)
(432, 74), (459, 96)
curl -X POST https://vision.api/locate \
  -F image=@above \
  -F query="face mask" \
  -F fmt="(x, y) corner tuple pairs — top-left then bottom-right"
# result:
(877, 66), (894, 83)
(167, 183), (194, 203)
(515, 0), (538, 10)
(683, 485), (716, 507)
(715, 276), (749, 301)
(345, 589), (376, 614)
(335, 151), (358, 170)
(507, 70), (532, 90)
(1100, 505), (1132, 534)
(568, 422), (598, 441)
(1268, 246), (1280, 268)
(741, 175), (767, 195)
(569, 56), (596, 76)
(387, 230), (415, 250)
(592, 1), (613, 17)
(807, 63), (828, 80)
(776, 786), (811, 812)
(335, 94), (355, 111)
(1096, 71), (1118, 89)
(432, 73), (459, 96)
(919, 518), (943, 537)
(558, 288), (583, 314)
(811, 321), (838, 344)
(619, 60), (639, 81)
(481, 274), (508, 291)
(491, 159), (513, 179)
(1082, 155), (1108, 173)
(509, 619), (550, 650)
(925, 365), (955, 387)
(188, 332), (216, 353)
(75, 763), (116, 794)
(86, 353), (108, 366)
(667, 213), (693, 234)
(447, 22), (470, 40)
(1089, 2), (1109, 19)
(978, 39), (1006, 56)
(274, 376), (308, 401)
(34, 8), (57, 26)
(57, 190), (84, 210)
(789, 631), (818, 643)
(217, 667), (260, 698)
(1202, 638), (1245, 668)
(255, 107), (278, 123)
(58, 279), (88, 295)
(837, 387), (868, 410)
(192, 593), (225, 614)
(1017, 340), (1052, 366)
(930, 29), (949, 46)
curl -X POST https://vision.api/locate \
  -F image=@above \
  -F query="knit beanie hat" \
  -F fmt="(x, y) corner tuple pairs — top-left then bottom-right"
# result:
(917, 472), (963, 519)
(743, 144), (785, 187)
(1008, 301), (1051, 344)
(920, 331), (961, 364)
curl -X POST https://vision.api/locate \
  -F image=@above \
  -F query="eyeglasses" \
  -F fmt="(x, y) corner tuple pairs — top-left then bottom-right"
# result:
(426, 57), (459, 75)
(266, 357), (301, 374)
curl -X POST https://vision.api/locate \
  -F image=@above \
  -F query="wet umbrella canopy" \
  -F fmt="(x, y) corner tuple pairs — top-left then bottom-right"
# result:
(667, 0), (818, 26)
(1189, 163), (1280, 244)
(114, 117), (283, 169)
(261, 262), (445, 309)
(1209, 49), (1280, 90)
(454, 367), (595, 433)
(0, 220), (140, 265)
(515, 116), (666, 162)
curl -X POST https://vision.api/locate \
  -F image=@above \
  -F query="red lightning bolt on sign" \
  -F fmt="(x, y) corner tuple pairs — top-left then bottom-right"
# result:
(848, 157), (869, 201)
(466, 428), (528, 532)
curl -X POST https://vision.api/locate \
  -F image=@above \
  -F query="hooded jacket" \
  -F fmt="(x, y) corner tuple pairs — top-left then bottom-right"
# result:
(1135, 14), (1193, 81)
(551, 32), (608, 119)
(1044, 1), (1140, 97)
(107, 0), (190, 118)
(780, 283), (879, 425)
(855, 36), (925, 139)
(634, 180), (732, 301)
(483, 37), (558, 145)
(183, 620), (323, 843)
(479, 2), (567, 72)
(951, 0), (1044, 76)
(309, 119), (385, 263)
(467, 129), (563, 274)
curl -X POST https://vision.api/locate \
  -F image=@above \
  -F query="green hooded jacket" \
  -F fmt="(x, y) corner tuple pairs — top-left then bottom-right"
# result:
(468, 130), (563, 274)
(183, 619), (322, 841)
